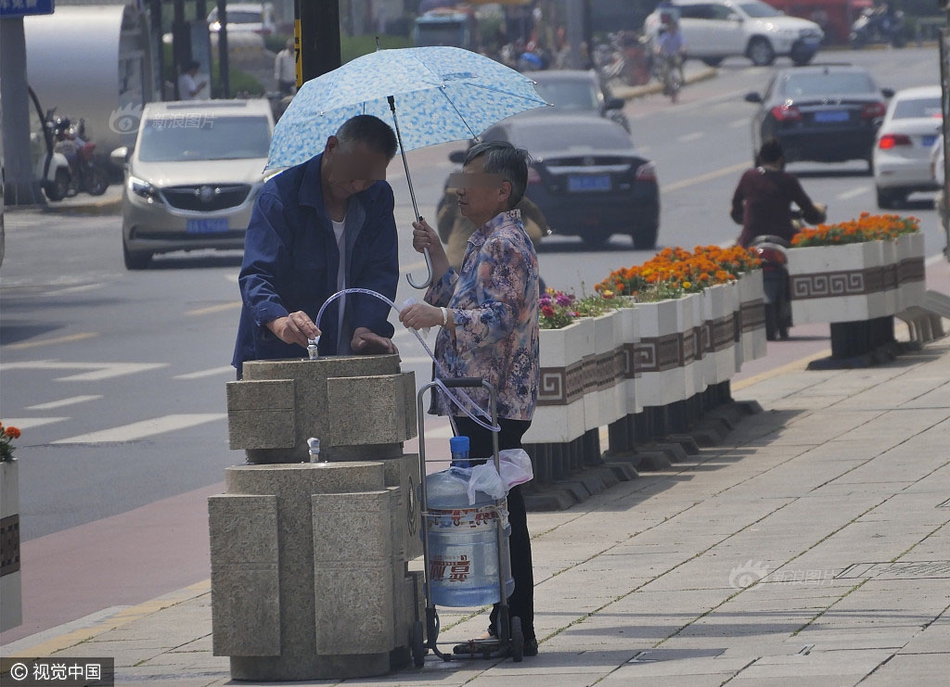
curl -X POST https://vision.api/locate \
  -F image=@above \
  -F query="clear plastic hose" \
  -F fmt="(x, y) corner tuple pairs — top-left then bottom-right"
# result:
(313, 288), (500, 432)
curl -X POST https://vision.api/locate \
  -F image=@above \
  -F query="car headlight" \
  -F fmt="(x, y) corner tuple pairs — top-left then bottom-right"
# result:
(128, 175), (158, 202)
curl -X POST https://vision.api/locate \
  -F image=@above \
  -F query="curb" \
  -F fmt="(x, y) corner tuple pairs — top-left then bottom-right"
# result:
(612, 66), (719, 101)
(41, 197), (122, 216)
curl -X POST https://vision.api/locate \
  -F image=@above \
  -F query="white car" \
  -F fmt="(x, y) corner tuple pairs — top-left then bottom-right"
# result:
(207, 2), (275, 35)
(114, 99), (274, 270)
(873, 85), (942, 209)
(643, 0), (824, 67)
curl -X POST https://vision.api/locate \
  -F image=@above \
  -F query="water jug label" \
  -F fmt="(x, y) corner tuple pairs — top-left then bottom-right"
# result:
(430, 554), (471, 583)
(425, 505), (503, 531)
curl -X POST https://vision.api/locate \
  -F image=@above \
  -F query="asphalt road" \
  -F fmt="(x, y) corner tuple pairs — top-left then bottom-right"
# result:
(0, 46), (945, 644)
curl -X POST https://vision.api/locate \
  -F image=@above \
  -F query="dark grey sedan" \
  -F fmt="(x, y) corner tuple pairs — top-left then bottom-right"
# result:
(745, 64), (893, 171)
(469, 114), (660, 249)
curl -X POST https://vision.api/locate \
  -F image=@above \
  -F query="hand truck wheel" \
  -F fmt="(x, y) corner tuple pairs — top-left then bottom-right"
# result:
(411, 620), (426, 667)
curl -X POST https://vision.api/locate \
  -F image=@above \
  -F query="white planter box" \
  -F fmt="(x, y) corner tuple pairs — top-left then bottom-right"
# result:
(615, 306), (641, 416)
(788, 240), (898, 323)
(736, 270), (767, 368)
(1, 459), (22, 632)
(635, 298), (691, 407)
(702, 282), (739, 386)
(527, 318), (594, 444)
(896, 232), (926, 312)
(585, 311), (626, 431)
(679, 293), (706, 398)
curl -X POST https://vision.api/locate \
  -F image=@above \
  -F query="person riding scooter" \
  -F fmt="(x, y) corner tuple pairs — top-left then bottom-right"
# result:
(731, 139), (826, 340)
(731, 138), (826, 248)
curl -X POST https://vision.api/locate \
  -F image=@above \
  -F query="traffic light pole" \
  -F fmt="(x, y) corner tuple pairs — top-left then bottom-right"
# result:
(940, 27), (950, 256)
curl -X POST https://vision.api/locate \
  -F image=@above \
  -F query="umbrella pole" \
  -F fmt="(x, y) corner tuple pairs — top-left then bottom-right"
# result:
(389, 96), (433, 289)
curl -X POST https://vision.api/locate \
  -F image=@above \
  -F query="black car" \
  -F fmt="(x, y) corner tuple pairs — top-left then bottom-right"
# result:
(529, 69), (630, 132)
(456, 114), (659, 249)
(745, 64), (893, 171)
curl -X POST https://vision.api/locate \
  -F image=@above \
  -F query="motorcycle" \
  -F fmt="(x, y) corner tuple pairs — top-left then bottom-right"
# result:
(36, 111), (109, 202)
(749, 235), (792, 341)
(658, 53), (683, 103)
(849, 6), (905, 49)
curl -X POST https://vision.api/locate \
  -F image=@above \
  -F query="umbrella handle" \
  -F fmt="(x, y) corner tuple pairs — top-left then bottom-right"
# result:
(408, 245), (434, 290)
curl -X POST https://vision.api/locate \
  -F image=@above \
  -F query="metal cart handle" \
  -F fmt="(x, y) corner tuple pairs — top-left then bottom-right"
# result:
(438, 377), (485, 389)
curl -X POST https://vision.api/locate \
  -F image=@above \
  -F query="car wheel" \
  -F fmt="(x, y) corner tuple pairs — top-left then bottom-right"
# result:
(632, 223), (658, 250)
(45, 169), (70, 202)
(790, 46), (814, 66)
(123, 238), (152, 270)
(747, 37), (775, 67)
(702, 57), (723, 67)
(876, 187), (901, 209)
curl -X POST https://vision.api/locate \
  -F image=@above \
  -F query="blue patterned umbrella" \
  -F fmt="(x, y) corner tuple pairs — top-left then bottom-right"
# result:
(266, 46), (549, 287)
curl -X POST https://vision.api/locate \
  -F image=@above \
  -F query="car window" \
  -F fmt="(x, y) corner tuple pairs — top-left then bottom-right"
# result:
(709, 5), (736, 20)
(738, 1), (783, 18)
(510, 122), (632, 152)
(678, 4), (710, 20)
(532, 80), (599, 112)
(227, 11), (263, 24)
(138, 115), (271, 162)
(892, 97), (941, 119)
(780, 72), (876, 97)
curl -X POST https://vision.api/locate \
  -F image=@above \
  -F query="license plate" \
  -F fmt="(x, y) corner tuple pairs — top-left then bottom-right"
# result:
(186, 218), (229, 234)
(922, 134), (938, 148)
(568, 174), (611, 192)
(814, 110), (849, 124)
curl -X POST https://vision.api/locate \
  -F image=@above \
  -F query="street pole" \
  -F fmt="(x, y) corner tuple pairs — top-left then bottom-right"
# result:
(297, 0), (341, 84)
(217, 0), (230, 97)
(941, 26), (950, 256)
(0, 17), (44, 206)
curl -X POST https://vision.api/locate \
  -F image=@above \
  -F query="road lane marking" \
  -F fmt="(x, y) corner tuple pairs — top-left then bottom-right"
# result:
(174, 366), (235, 380)
(52, 413), (227, 444)
(1, 417), (69, 430)
(926, 253), (946, 266)
(5, 333), (99, 350)
(837, 187), (869, 200)
(25, 395), (102, 410)
(729, 119), (748, 129)
(679, 132), (705, 142)
(0, 361), (168, 381)
(661, 162), (749, 194)
(186, 301), (242, 316)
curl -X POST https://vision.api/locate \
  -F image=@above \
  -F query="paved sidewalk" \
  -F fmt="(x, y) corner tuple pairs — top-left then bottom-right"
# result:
(3, 337), (949, 686)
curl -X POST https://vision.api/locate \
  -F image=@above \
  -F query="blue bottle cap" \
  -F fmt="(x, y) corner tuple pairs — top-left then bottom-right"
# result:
(449, 435), (470, 454)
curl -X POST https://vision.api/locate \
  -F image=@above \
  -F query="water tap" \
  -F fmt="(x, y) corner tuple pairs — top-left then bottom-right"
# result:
(307, 437), (323, 463)
(307, 336), (320, 360)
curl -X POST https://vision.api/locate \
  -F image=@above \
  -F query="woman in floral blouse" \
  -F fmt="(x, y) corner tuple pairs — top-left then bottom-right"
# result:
(400, 140), (541, 656)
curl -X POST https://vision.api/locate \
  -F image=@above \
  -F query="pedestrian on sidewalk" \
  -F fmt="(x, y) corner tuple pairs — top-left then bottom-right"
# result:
(177, 60), (207, 100)
(232, 114), (400, 378)
(399, 141), (541, 656)
(274, 38), (296, 97)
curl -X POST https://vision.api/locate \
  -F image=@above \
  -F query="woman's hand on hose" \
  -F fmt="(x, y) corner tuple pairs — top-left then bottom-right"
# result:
(399, 302), (453, 332)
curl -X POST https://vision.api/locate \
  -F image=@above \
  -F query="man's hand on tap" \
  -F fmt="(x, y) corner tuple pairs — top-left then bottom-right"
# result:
(267, 311), (320, 348)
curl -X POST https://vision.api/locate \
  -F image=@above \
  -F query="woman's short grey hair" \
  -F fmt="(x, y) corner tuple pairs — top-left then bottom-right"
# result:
(335, 115), (398, 160)
(464, 140), (530, 209)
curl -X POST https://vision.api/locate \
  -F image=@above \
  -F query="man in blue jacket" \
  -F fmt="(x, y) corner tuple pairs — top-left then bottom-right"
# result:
(233, 115), (400, 377)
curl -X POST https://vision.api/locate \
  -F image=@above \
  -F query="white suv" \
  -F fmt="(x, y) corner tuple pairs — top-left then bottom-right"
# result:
(644, 0), (824, 67)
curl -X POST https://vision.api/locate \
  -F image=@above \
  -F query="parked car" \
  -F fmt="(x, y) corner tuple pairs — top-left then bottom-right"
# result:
(444, 114), (659, 249)
(873, 85), (941, 208)
(114, 99), (275, 270)
(528, 70), (630, 132)
(207, 2), (275, 35)
(643, 0), (824, 67)
(744, 64), (893, 171)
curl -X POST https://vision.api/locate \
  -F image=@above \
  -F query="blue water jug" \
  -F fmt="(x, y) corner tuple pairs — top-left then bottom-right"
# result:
(425, 460), (514, 607)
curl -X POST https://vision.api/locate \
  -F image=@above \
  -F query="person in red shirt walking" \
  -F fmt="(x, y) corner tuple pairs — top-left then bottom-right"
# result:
(731, 138), (826, 247)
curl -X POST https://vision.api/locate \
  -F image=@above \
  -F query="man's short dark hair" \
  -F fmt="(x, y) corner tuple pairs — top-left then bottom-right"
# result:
(335, 115), (398, 160)
(464, 140), (530, 208)
(758, 138), (784, 165)
(183, 59), (200, 72)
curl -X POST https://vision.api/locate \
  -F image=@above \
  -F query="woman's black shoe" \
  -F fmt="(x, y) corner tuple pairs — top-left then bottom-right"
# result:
(524, 638), (539, 657)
